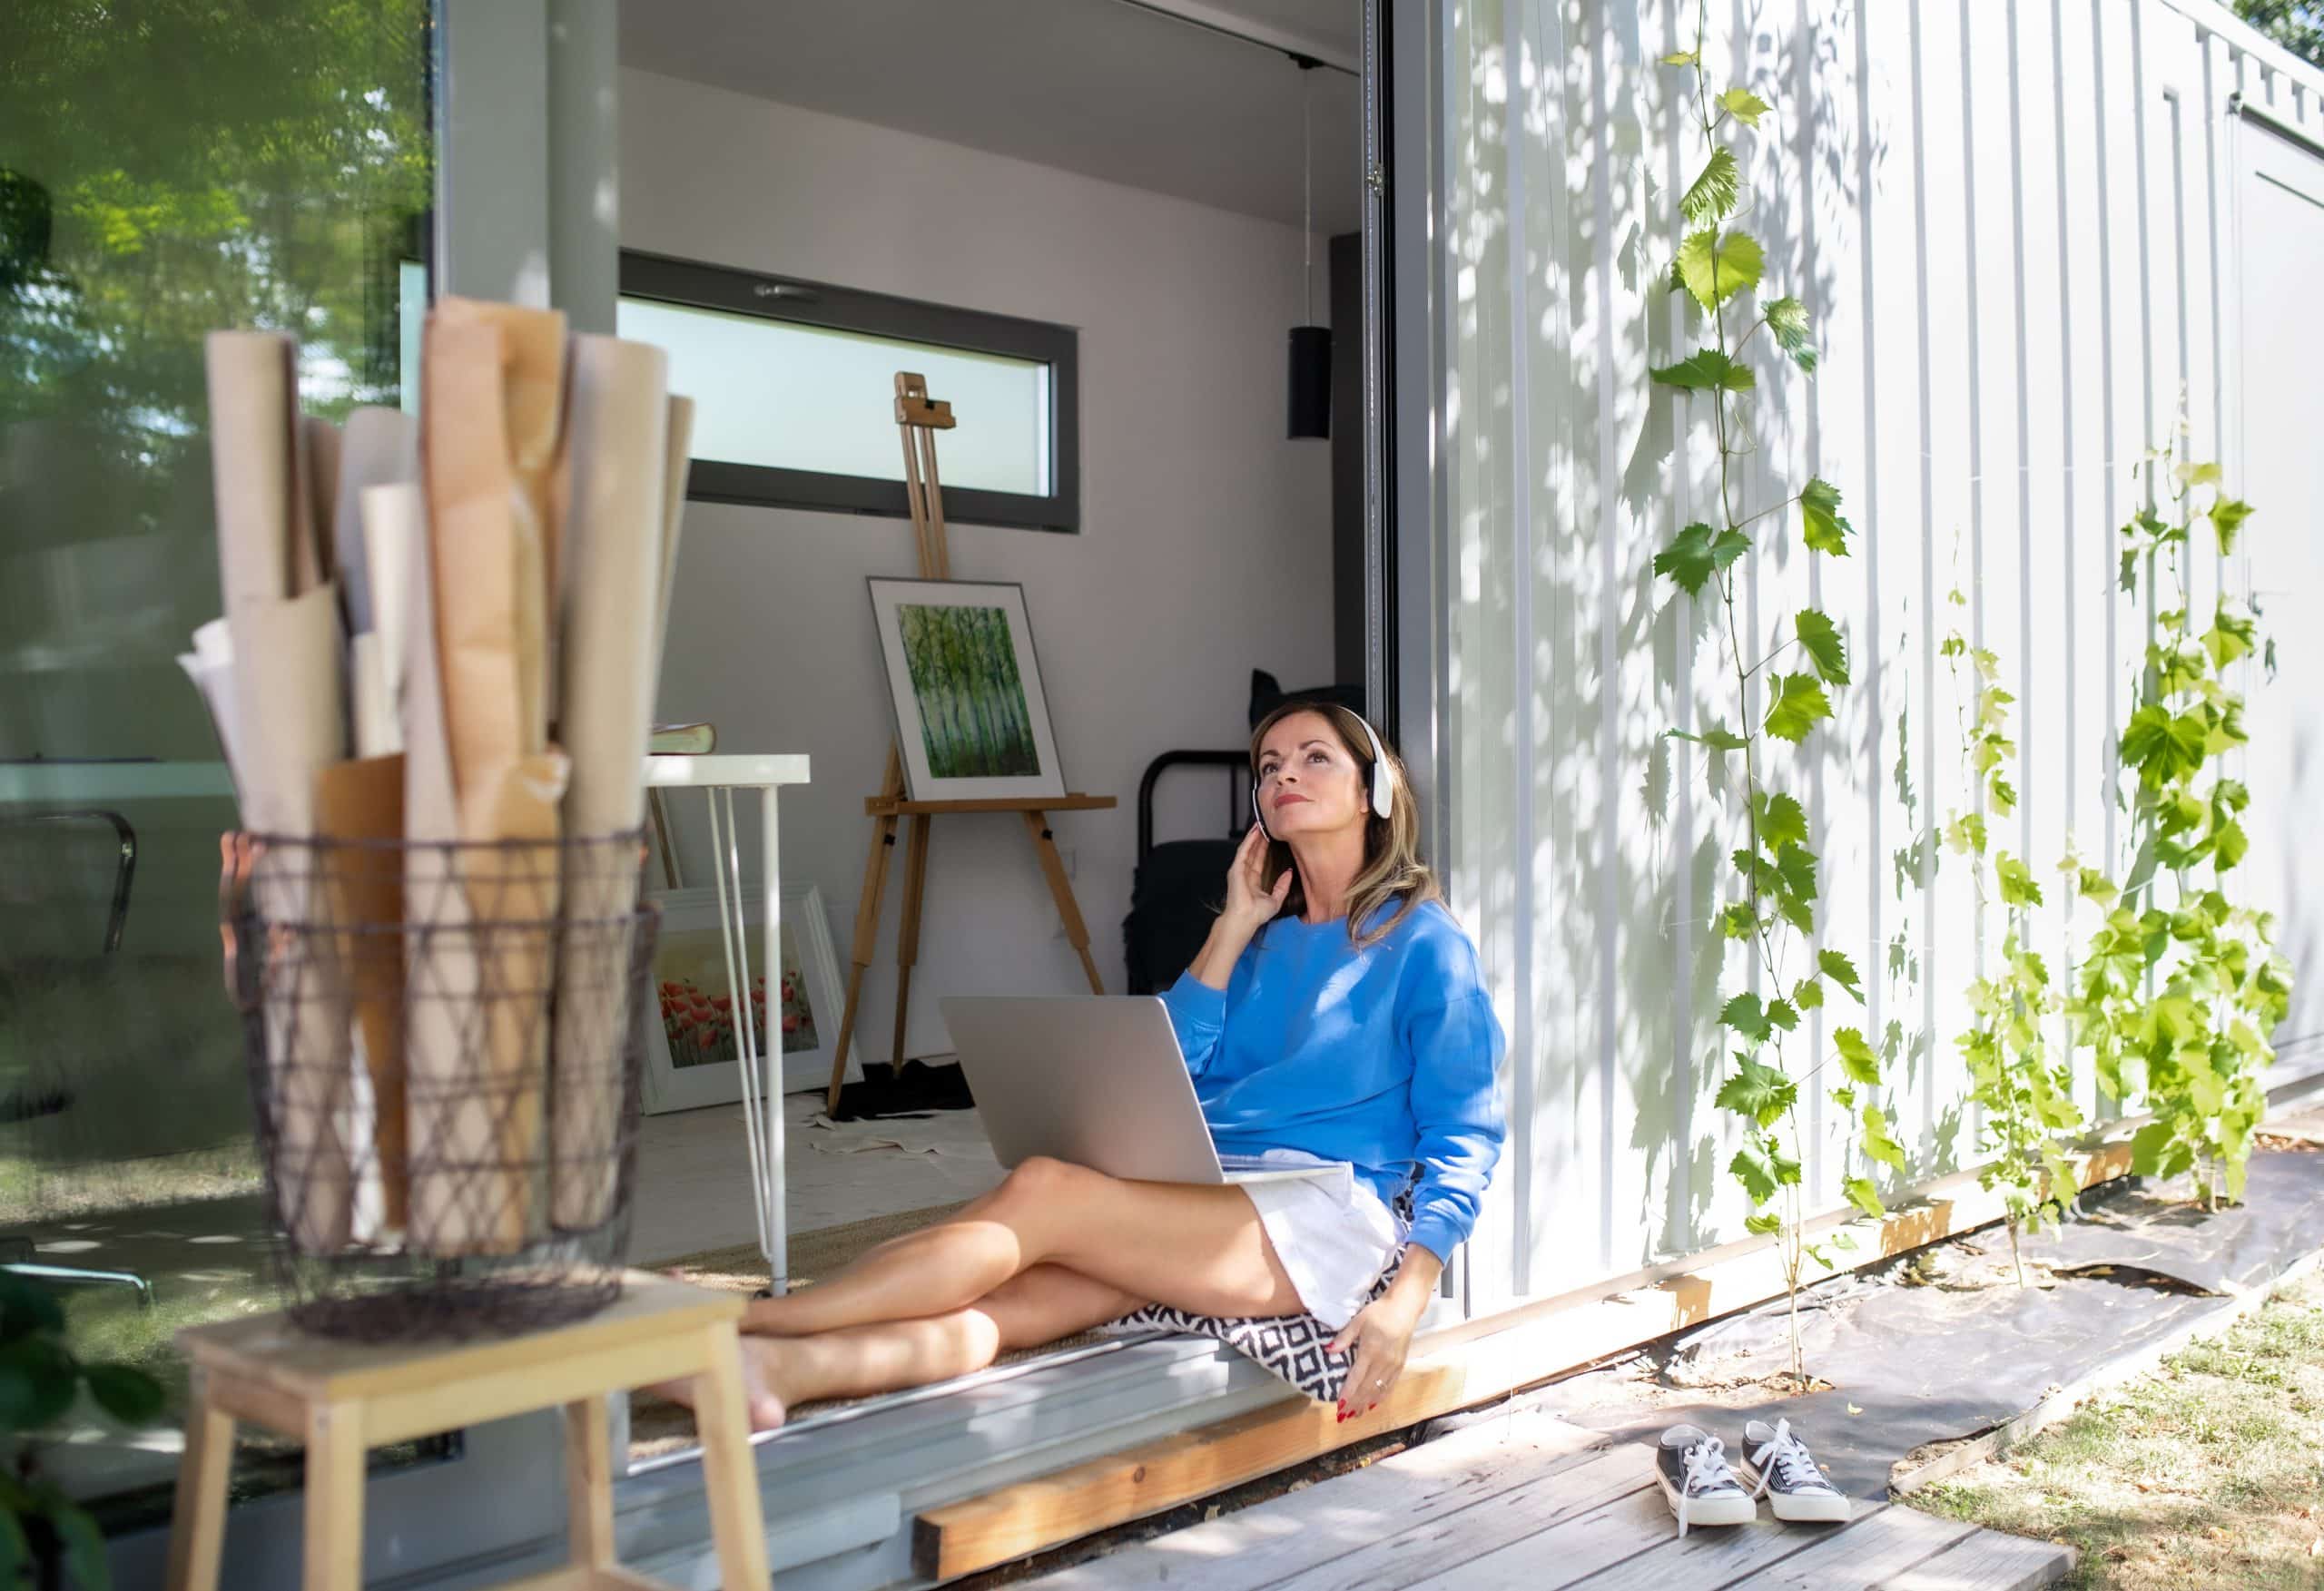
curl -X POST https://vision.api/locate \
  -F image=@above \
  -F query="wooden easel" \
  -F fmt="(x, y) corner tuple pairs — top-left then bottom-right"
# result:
(823, 374), (1115, 1115)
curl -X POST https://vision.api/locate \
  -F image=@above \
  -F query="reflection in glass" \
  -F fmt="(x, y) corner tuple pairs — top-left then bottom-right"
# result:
(0, 0), (435, 1517)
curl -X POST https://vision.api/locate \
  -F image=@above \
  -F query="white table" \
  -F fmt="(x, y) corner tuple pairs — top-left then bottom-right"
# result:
(644, 754), (812, 1291)
(3, 754), (814, 1293)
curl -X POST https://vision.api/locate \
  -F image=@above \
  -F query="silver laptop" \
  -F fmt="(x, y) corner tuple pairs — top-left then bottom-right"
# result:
(939, 996), (1329, 1187)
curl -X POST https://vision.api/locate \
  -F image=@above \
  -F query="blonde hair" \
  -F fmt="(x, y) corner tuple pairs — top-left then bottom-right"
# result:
(1248, 702), (1440, 950)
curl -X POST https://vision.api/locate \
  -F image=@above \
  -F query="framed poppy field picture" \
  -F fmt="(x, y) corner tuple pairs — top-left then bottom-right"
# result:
(641, 881), (852, 1113)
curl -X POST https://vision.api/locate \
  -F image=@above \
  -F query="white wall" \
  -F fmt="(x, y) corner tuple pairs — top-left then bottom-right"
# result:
(1414, 0), (2324, 1309)
(621, 69), (1334, 1065)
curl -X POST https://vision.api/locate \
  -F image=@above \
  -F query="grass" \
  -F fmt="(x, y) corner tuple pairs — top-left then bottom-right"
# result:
(1909, 1269), (2324, 1589)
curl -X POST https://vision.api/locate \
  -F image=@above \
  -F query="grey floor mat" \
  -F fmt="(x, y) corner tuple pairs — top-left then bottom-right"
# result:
(1464, 1145), (2324, 1502)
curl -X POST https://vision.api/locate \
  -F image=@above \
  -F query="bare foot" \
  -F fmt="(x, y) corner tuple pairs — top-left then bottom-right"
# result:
(642, 1337), (793, 1432)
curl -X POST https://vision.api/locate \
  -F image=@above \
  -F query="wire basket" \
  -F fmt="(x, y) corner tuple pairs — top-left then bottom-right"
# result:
(223, 829), (658, 1341)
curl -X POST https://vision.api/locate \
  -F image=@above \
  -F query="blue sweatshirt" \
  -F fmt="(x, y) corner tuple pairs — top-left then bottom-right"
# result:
(1158, 898), (1506, 1266)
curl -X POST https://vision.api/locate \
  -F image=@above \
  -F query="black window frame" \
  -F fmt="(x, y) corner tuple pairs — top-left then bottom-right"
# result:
(619, 250), (1081, 534)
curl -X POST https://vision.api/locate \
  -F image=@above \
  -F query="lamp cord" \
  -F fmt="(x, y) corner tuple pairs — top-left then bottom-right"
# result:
(1302, 67), (1315, 324)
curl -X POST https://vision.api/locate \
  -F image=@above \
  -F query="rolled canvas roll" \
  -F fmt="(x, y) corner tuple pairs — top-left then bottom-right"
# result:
(333, 408), (419, 636)
(549, 336), (670, 1229)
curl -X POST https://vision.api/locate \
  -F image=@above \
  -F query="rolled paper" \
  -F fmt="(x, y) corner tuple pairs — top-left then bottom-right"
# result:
(432, 297), (567, 746)
(350, 633), (399, 760)
(362, 482), (415, 727)
(313, 754), (409, 1236)
(549, 335), (669, 1230)
(229, 583), (354, 1254)
(204, 330), (300, 610)
(334, 408), (419, 636)
(300, 415), (340, 593)
(414, 311), (565, 1256)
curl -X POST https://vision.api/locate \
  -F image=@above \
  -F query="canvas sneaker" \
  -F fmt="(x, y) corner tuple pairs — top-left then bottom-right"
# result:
(1655, 1424), (1756, 1536)
(1739, 1418), (1851, 1523)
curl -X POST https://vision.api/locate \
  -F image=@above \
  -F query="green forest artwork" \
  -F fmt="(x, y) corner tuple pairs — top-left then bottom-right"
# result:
(899, 604), (1041, 780)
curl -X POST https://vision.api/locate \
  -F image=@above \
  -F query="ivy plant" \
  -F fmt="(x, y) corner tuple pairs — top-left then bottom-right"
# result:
(1657, 6), (1893, 1386)
(2064, 453), (2292, 1208)
(1937, 586), (2083, 1282)
(1, 1272), (166, 1590)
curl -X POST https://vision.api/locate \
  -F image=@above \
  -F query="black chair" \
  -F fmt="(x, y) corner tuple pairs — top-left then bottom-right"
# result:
(0, 807), (154, 1307)
(1123, 751), (1250, 996)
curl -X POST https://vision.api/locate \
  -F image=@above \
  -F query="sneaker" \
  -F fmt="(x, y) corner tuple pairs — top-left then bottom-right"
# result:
(1739, 1418), (1850, 1523)
(1655, 1424), (1756, 1536)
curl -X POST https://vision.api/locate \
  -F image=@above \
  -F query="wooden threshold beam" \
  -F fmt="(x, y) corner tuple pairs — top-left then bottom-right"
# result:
(911, 1134), (2139, 1582)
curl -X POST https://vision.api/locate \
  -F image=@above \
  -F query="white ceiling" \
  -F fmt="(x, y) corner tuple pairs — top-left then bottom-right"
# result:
(617, 0), (1366, 236)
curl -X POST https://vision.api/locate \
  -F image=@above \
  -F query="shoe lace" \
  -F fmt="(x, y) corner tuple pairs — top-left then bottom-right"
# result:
(1675, 1436), (1739, 1537)
(1748, 1419), (1822, 1497)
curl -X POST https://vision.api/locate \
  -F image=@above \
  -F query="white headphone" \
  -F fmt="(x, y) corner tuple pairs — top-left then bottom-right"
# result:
(1251, 707), (1393, 840)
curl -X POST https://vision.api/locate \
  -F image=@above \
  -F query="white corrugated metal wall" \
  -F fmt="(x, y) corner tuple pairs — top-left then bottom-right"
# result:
(1413, 0), (2324, 1312)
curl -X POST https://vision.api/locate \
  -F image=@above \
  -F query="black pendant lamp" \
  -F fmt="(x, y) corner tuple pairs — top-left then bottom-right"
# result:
(1287, 58), (1331, 439)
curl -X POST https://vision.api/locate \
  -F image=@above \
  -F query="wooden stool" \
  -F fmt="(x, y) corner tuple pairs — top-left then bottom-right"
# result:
(165, 1272), (770, 1591)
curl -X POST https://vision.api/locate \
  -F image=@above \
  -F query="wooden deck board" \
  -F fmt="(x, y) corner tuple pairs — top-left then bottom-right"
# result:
(1723, 1503), (1979, 1588)
(1032, 1415), (1608, 1590)
(1025, 1437), (2076, 1591)
(1877, 1522), (2076, 1590)
(1266, 1447), (1653, 1591)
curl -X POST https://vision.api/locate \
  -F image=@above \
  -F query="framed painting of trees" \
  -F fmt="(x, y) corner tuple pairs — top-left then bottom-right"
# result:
(866, 578), (1067, 801)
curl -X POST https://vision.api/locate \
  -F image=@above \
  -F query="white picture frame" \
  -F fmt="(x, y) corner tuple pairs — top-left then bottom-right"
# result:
(641, 881), (855, 1114)
(868, 576), (1068, 801)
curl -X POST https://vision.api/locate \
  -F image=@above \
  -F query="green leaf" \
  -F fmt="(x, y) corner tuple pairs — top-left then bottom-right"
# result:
(1675, 228), (1765, 311)
(1754, 791), (1809, 852)
(1650, 347), (1758, 393)
(2213, 818), (2249, 871)
(1719, 991), (1770, 1043)
(1796, 609), (1849, 685)
(1660, 48), (1700, 65)
(1744, 1210), (1784, 1235)
(1798, 477), (1852, 555)
(0, 1336), (78, 1434)
(2202, 607), (2256, 669)
(1669, 723), (1750, 751)
(1834, 1026), (1880, 1085)
(1861, 1105), (1908, 1170)
(1729, 1143), (1802, 1203)
(1766, 997), (1800, 1032)
(2128, 1119), (2177, 1176)
(84, 1362), (166, 1427)
(1680, 146), (1740, 222)
(1995, 853), (2044, 908)
(1716, 1057), (1798, 1127)
(1842, 1175), (1886, 1221)
(0, 1272), (65, 1345)
(1719, 86), (1771, 125)
(2121, 705), (2208, 789)
(0, 1504), (25, 1587)
(1793, 977), (1826, 1011)
(2119, 546), (2139, 594)
(45, 1494), (108, 1591)
(1818, 949), (1865, 1004)
(1718, 903), (1760, 939)
(1775, 840), (1818, 903)
(1651, 520), (1751, 595)
(1765, 673), (1834, 743)
(1763, 295), (1817, 372)
(2211, 496), (2253, 553)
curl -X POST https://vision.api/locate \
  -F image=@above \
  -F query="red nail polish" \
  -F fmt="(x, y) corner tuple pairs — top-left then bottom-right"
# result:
(1368, 1402), (1379, 1412)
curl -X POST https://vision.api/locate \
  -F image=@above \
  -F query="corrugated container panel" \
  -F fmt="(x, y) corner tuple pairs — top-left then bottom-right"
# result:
(1423, 0), (2324, 1312)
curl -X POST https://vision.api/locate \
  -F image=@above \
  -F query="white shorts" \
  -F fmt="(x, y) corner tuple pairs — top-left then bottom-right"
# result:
(1223, 1149), (1408, 1330)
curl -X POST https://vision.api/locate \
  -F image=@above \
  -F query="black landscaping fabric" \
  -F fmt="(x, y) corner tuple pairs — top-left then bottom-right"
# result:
(1448, 1144), (2324, 1503)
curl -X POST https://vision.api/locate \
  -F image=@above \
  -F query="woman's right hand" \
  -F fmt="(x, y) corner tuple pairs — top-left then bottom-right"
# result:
(1222, 823), (1294, 936)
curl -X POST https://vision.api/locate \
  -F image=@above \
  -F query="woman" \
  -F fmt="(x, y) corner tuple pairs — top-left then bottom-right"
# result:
(693, 702), (1505, 1430)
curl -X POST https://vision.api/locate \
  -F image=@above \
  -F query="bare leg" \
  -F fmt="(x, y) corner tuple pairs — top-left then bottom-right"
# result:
(742, 1157), (1301, 1338)
(659, 1264), (1142, 1431)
